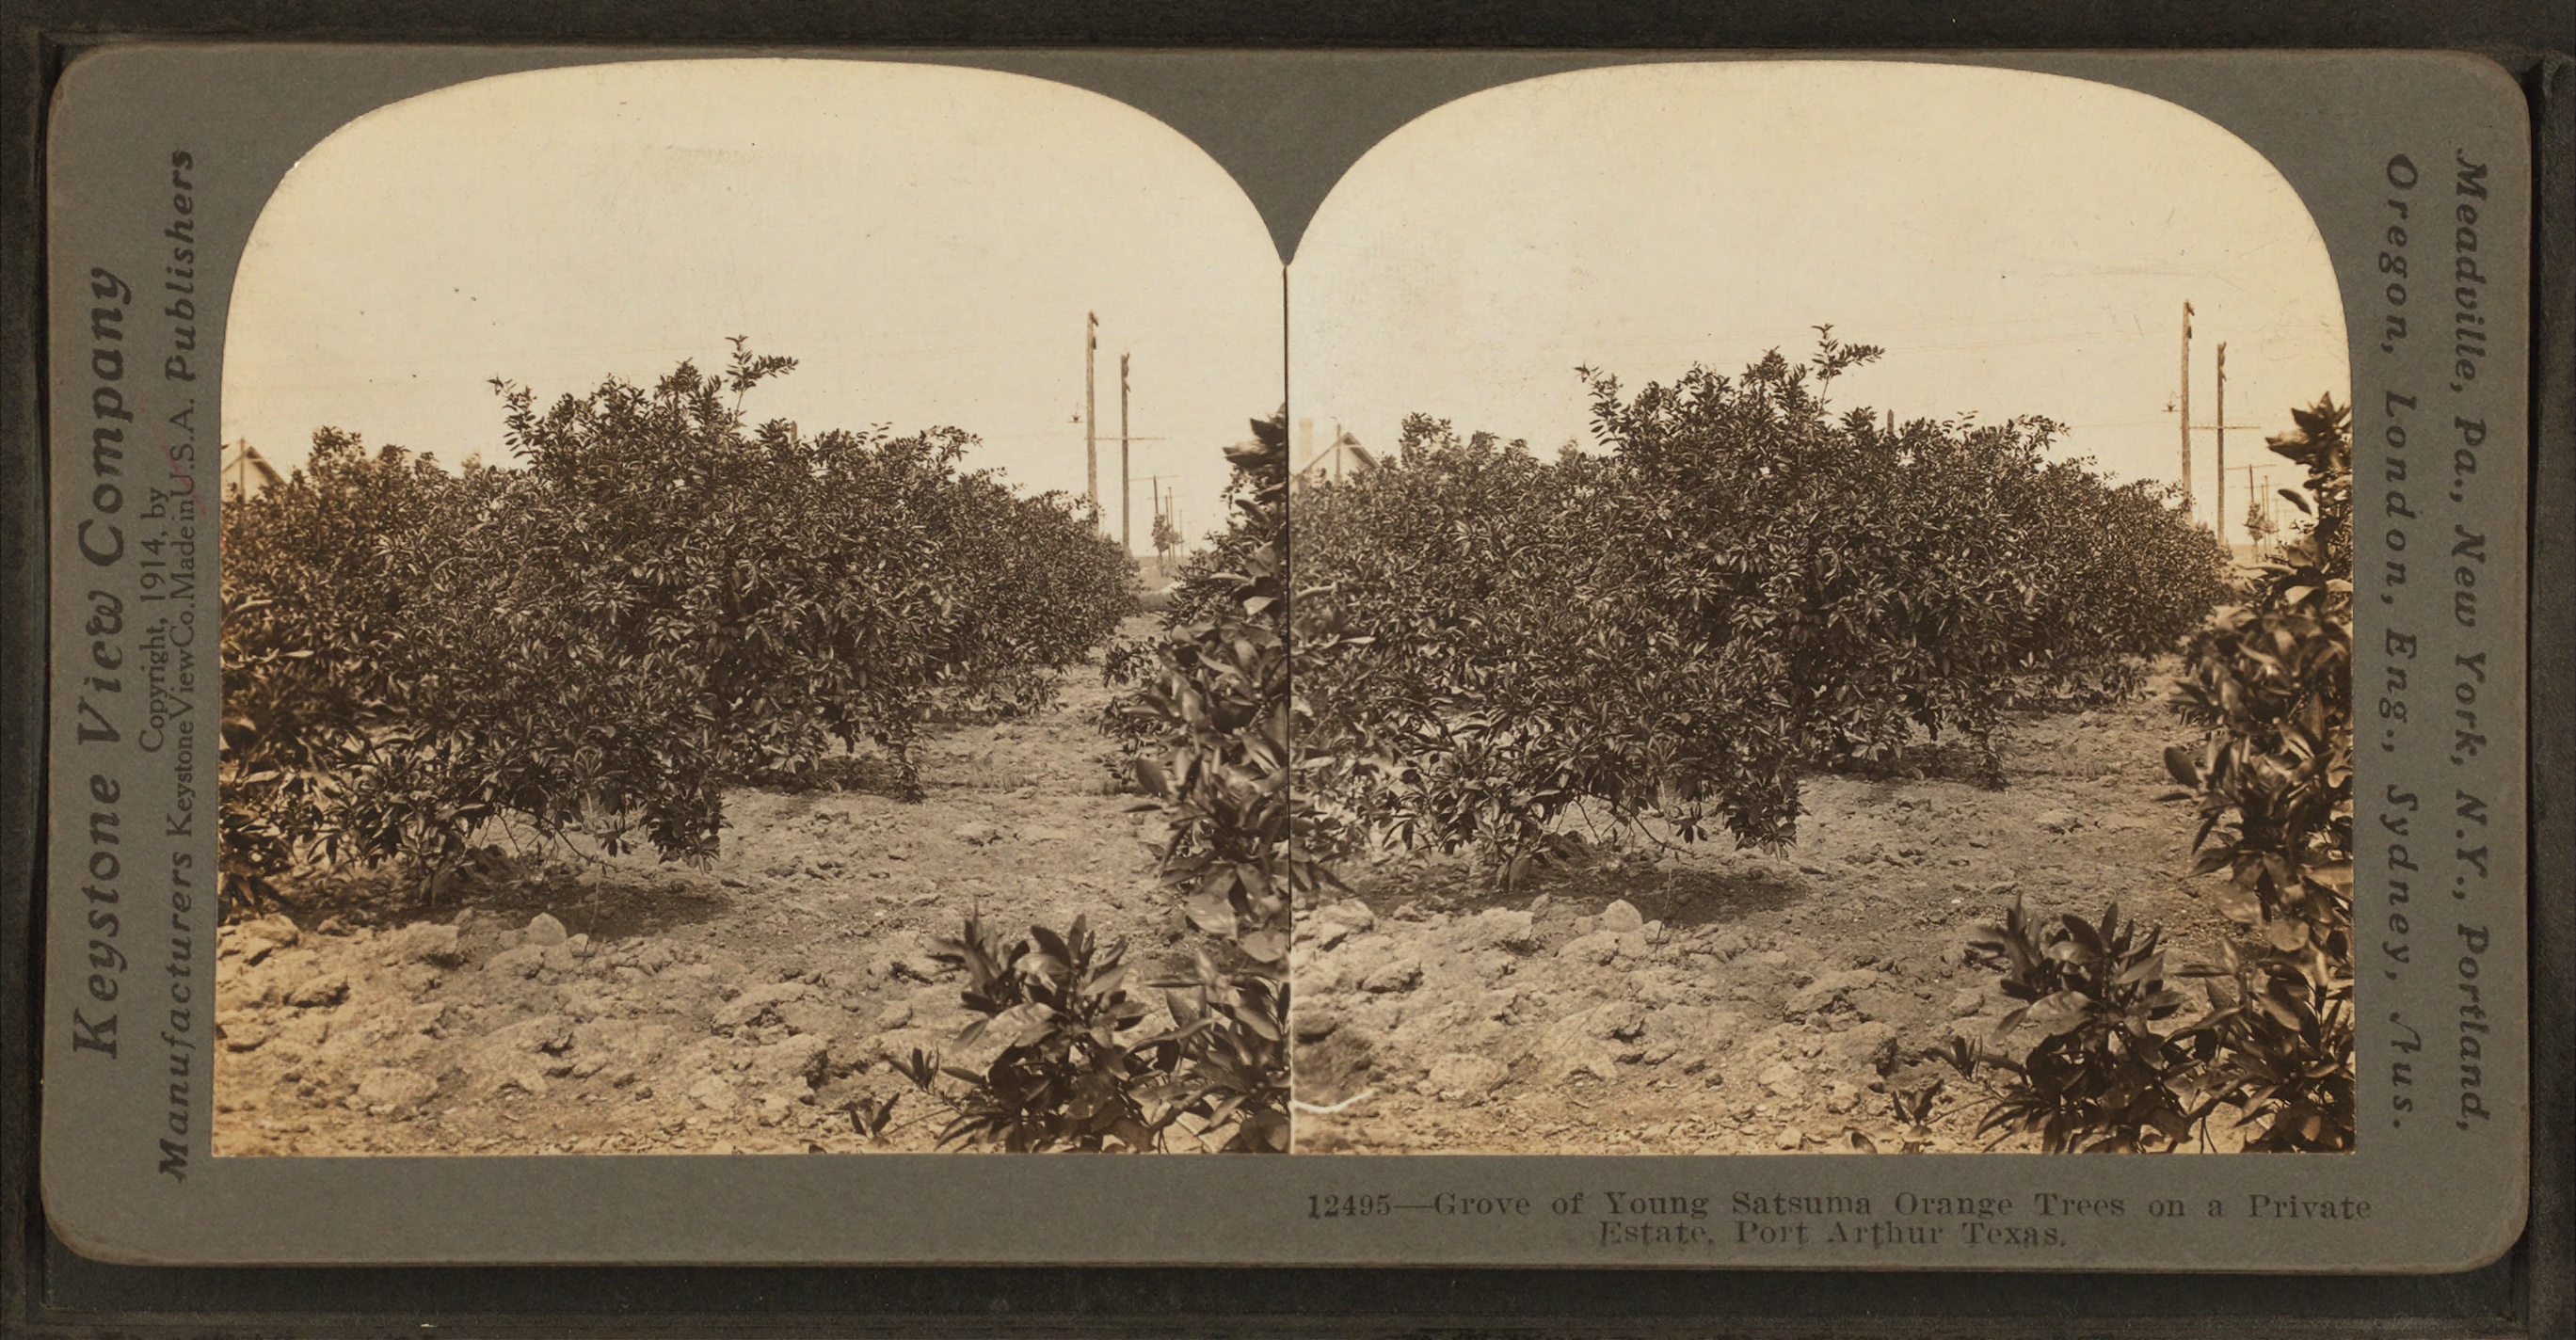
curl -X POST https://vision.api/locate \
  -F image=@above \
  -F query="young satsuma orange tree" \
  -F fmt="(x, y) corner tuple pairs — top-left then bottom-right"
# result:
(1953, 395), (2354, 1153)
(219, 341), (1134, 909)
(2166, 394), (2355, 1151)
(217, 429), (480, 910)
(1293, 333), (2228, 881)
(904, 410), (1299, 1154)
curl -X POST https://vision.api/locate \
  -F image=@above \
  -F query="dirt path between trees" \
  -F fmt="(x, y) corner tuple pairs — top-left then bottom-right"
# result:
(1292, 667), (2248, 1156)
(214, 617), (1198, 1156)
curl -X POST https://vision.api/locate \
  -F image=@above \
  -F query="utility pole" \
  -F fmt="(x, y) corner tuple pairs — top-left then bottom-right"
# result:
(2188, 339), (2262, 551)
(2216, 342), (2229, 550)
(1085, 311), (1098, 521)
(2178, 301), (2194, 518)
(1119, 352), (1130, 554)
(1105, 357), (1167, 556)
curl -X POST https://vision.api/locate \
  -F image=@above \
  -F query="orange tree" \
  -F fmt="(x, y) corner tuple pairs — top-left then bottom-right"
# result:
(1287, 414), (1608, 875)
(1953, 395), (2354, 1153)
(2165, 394), (2355, 1151)
(218, 343), (1134, 907)
(217, 430), (475, 909)
(1116, 409), (1300, 1151)
(1294, 335), (2228, 874)
(904, 410), (1300, 1154)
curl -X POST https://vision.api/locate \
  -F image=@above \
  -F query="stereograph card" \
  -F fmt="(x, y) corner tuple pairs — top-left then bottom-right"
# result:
(35, 44), (2536, 1271)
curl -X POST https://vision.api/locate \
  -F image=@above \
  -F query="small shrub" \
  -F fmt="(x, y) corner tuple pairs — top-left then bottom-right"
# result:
(1948, 899), (2204, 1153)
(1146, 943), (1291, 1153)
(1846, 1078), (1944, 1154)
(1100, 407), (1301, 1150)
(902, 915), (1172, 1153)
(898, 915), (1288, 1153)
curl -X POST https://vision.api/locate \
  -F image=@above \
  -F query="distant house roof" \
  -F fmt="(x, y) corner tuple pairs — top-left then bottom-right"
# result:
(221, 439), (282, 498)
(1292, 427), (1372, 483)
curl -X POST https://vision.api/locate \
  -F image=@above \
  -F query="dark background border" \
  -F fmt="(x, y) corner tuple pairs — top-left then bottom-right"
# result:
(2, 3), (2567, 1335)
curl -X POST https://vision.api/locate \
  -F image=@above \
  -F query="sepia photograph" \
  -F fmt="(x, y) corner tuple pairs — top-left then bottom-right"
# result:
(210, 57), (1290, 1157)
(32, 34), (2544, 1281)
(1287, 62), (2358, 1157)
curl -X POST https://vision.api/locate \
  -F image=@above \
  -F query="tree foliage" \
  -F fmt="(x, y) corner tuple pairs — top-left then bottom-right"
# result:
(218, 343), (1135, 909)
(2165, 393), (2355, 1151)
(899, 915), (1174, 1153)
(896, 913), (1289, 1154)
(1293, 336), (2230, 877)
(1114, 409), (1301, 1149)
(1956, 394), (2355, 1153)
(911, 408), (1300, 1155)
(1951, 899), (2201, 1152)
(218, 430), (459, 908)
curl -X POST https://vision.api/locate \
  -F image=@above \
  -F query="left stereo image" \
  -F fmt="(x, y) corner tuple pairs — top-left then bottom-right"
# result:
(200, 58), (1291, 1157)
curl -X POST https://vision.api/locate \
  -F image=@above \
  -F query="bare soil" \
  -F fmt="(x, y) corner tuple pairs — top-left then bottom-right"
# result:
(1290, 668), (2254, 1156)
(212, 617), (1208, 1157)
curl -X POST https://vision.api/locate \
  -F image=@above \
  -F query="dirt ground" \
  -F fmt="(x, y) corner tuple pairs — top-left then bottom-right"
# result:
(212, 616), (1209, 1157)
(1290, 667), (2258, 1156)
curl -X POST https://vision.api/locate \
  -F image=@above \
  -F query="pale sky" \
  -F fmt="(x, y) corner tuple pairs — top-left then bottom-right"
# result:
(223, 58), (1283, 556)
(228, 59), (2350, 556)
(1289, 61), (2351, 550)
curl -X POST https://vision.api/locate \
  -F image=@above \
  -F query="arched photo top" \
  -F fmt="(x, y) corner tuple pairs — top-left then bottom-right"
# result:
(1290, 59), (2349, 545)
(222, 56), (1280, 543)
